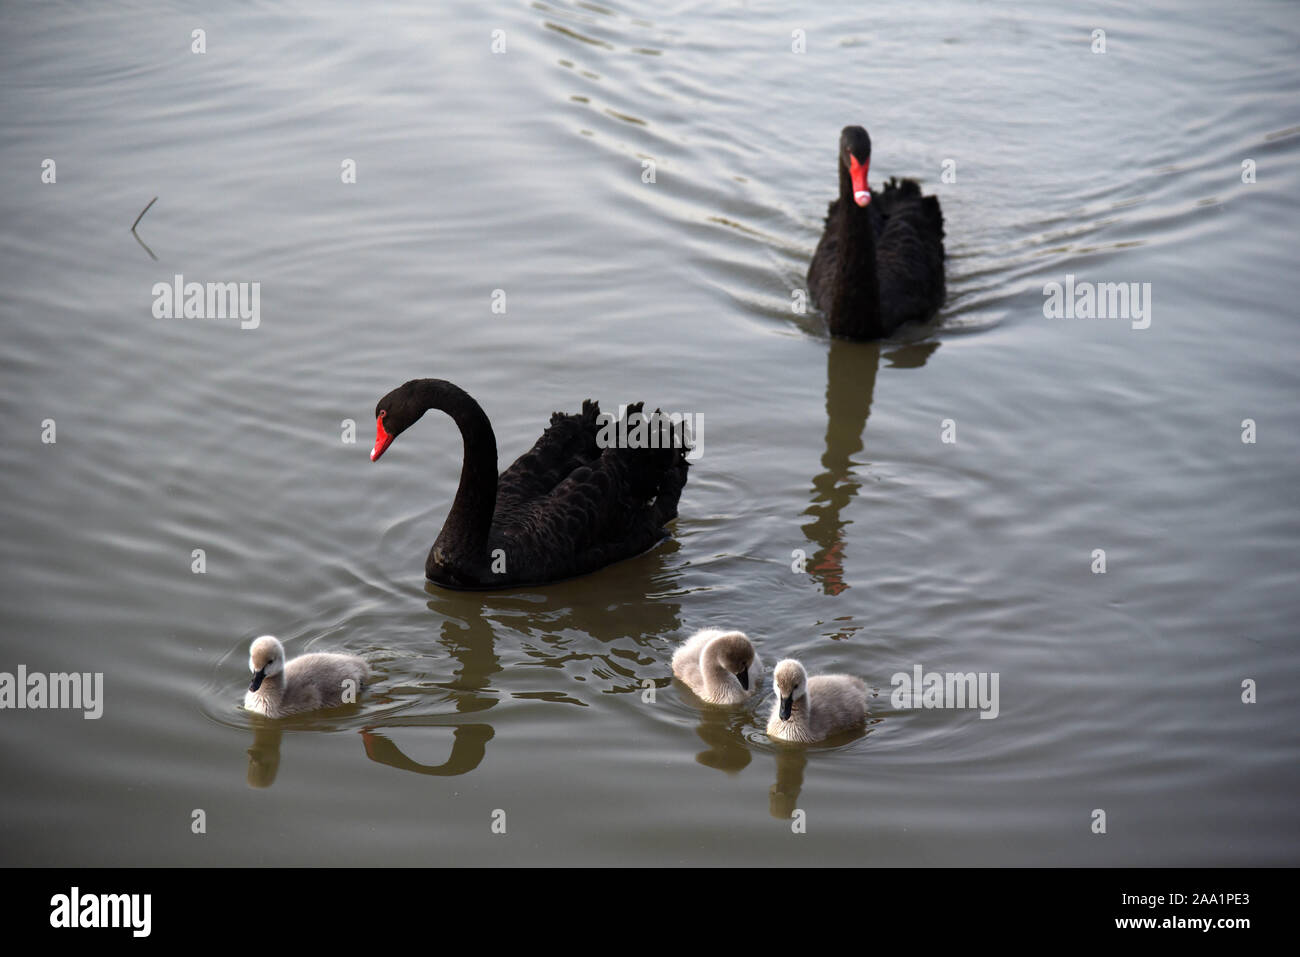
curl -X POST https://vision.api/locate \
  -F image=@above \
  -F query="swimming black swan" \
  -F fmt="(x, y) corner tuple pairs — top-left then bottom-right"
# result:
(371, 379), (690, 589)
(807, 125), (946, 340)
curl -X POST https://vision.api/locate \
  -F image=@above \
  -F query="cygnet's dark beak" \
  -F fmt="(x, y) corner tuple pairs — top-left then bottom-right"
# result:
(736, 666), (749, 691)
(249, 669), (266, 693)
(779, 695), (793, 721)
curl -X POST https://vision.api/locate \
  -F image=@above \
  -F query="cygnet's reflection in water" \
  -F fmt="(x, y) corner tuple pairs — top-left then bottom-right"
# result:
(769, 745), (808, 818)
(688, 703), (755, 773)
(802, 339), (938, 594)
(674, 700), (884, 818)
(244, 697), (371, 789)
(767, 719), (883, 819)
(246, 721), (283, 789)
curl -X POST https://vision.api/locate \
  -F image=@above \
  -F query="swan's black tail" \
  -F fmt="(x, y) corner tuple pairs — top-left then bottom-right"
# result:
(878, 178), (943, 235)
(605, 402), (690, 528)
(650, 431), (689, 529)
(920, 194), (945, 249)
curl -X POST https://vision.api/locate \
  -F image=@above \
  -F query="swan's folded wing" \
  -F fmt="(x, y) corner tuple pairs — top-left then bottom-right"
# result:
(492, 409), (689, 579)
(494, 400), (603, 522)
(875, 180), (946, 326)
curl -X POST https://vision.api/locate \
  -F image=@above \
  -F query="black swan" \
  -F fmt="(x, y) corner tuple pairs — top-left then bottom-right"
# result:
(370, 379), (690, 589)
(807, 125), (946, 340)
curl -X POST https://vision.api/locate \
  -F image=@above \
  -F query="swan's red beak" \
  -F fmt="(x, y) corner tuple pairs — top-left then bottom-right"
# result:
(849, 155), (870, 206)
(371, 416), (395, 462)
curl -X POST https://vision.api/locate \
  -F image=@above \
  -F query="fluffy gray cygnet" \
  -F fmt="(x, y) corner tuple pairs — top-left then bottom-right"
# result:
(671, 628), (763, 704)
(243, 635), (369, 718)
(766, 658), (867, 743)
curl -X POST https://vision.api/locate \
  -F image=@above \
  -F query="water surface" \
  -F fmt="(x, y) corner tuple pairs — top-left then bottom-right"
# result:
(1, 0), (1298, 866)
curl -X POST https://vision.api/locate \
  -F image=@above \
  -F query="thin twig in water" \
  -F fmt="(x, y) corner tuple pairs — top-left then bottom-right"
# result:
(132, 230), (158, 262)
(131, 196), (158, 232)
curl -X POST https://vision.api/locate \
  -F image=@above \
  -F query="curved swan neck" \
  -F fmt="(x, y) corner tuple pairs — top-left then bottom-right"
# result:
(416, 380), (498, 559)
(837, 158), (856, 206)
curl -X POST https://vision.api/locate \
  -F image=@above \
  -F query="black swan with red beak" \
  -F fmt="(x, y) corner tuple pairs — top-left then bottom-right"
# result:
(370, 379), (689, 589)
(807, 125), (946, 340)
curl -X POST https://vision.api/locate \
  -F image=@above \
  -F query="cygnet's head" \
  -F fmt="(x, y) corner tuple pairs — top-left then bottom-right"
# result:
(710, 631), (757, 691)
(248, 635), (285, 692)
(772, 659), (809, 720)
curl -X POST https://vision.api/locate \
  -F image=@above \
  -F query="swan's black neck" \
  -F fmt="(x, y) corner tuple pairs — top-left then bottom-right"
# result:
(412, 380), (498, 568)
(829, 161), (884, 340)
(838, 159), (858, 209)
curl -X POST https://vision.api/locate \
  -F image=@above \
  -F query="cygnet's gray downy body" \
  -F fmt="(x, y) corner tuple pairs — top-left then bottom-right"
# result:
(766, 658), (867, 743)
(243, 635), (369, 718)
(671, 628), (763, 705)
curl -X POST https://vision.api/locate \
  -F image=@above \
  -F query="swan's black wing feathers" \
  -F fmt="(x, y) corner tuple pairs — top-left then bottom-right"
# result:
(872, 177), (945, 329)
(490, 402), (689, 583)
(494, 399), (602, 517)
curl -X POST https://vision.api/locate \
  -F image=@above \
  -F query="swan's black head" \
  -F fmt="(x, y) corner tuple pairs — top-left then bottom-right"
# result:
(371, 380), (430, 461)
(839, 125), (872, 207)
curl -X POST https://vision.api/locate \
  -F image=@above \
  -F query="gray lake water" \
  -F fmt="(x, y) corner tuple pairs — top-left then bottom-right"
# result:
(1, 0), (1298, 866)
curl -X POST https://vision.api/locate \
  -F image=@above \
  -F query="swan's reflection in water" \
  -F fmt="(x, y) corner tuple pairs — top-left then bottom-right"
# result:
(245, 548), (684, 787)
(360, 724), (495, 775)
(425, 542), (684, 640)
(414, 609), (504, 716)
(802, 339), (938, 594)
(355, 609), (501, 776)
(247, 718), (495, 787)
